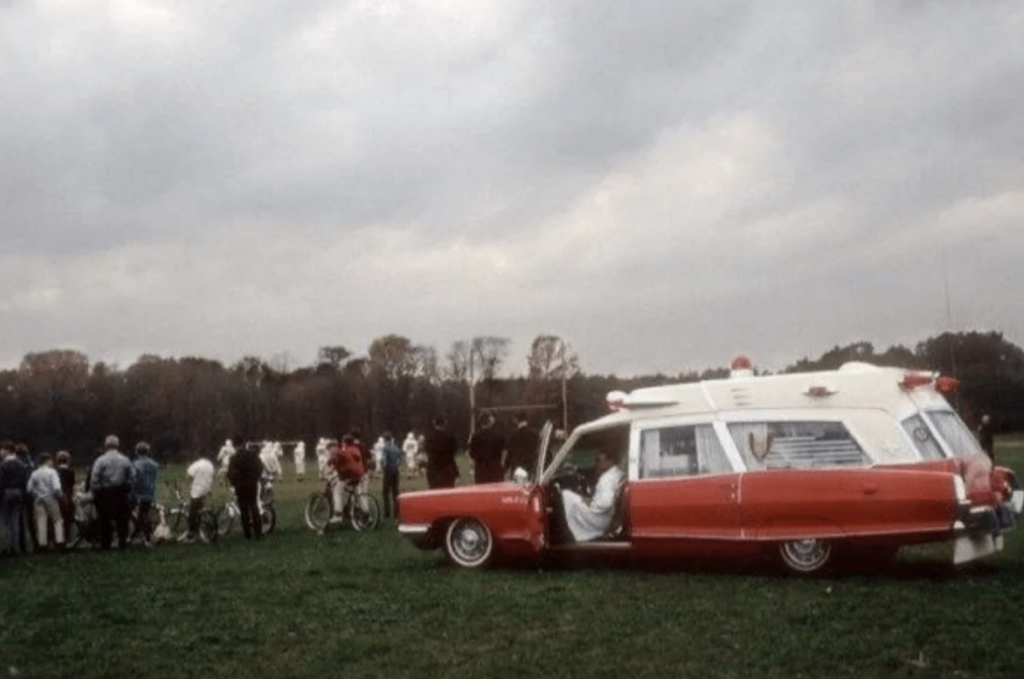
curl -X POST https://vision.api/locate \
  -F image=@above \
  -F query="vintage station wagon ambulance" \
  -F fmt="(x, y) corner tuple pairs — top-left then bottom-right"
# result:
(398, 360), (1022, 574)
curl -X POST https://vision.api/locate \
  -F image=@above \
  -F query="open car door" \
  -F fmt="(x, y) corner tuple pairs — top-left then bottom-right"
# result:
(523, 421), (554, 552)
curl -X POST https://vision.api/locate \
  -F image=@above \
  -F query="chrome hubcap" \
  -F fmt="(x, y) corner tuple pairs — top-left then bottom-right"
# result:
(452, 521), (489, 562)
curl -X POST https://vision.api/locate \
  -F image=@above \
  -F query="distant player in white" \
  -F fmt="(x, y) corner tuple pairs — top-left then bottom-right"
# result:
(371, 436), (385, 478)
(402, 433), (419, 478)
(293, 441), (307, 481)
(259, 441), (282, 481)
(316, 438), (329, 480)
(216, 439), (236, 477)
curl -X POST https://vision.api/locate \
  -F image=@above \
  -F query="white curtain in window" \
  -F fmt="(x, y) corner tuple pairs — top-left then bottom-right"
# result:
(695, 426), (730, 474)
(640, 429), (661, 478)
(728, 423), (770, 470)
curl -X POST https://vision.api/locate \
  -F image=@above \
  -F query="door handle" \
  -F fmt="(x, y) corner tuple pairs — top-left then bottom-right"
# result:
(862, 484), (878, 496)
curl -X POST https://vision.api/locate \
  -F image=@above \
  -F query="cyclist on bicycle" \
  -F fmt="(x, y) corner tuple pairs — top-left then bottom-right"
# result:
(328, 435), (365, 523)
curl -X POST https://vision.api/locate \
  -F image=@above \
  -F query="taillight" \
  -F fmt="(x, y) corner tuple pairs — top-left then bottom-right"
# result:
(952, 474), (968, 502)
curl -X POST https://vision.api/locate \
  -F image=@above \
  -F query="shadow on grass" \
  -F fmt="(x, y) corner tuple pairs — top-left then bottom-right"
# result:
(468, 550), (1008, 583)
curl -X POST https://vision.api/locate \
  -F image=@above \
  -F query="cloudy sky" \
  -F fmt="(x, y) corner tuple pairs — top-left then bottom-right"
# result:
(2, 0), (1023, 376)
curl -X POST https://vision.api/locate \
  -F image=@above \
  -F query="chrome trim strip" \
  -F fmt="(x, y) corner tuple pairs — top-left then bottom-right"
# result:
(398, 523), (430, 535)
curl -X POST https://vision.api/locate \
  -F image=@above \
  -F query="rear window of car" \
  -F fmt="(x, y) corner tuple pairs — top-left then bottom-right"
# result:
(925, 410), (983, 458)
(900, 414), (945, 461)
(727, 421), (870, 470)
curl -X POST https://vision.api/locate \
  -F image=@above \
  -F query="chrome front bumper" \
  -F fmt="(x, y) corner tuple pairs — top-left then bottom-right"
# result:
(397, 523), (433, 549)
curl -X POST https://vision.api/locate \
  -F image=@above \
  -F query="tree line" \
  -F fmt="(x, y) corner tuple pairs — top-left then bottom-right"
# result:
(1, 331), (1021, 462)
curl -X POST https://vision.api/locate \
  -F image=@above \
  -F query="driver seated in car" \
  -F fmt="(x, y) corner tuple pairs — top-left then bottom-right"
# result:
(561, 451), (624, 542)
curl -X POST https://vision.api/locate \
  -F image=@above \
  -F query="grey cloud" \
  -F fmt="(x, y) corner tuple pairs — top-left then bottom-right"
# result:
(1, 1), (1023, 375)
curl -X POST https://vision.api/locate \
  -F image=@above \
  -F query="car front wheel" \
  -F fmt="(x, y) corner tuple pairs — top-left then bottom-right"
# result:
(444, 517), (494, 569)
(777, 538), (832, 574)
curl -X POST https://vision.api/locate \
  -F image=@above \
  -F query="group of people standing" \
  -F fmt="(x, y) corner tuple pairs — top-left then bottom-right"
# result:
(421, 412), (541, 489)
(0, 435), (161, 557)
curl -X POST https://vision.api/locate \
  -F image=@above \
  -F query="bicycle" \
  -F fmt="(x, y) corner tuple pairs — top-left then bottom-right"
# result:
(67, 488), (137, 550)
(164, 481), (219, 544)
(216, 476), (277, 538)
(304, 478), (380, 533)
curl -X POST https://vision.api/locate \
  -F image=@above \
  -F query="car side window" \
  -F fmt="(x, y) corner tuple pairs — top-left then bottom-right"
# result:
(900, 415), (945, 461)
(639, 424), (731, 479)
(555, 425), (630, 477)
(727, 421), (870, 470)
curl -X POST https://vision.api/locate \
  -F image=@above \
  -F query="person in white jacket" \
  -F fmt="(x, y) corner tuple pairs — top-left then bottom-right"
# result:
(27, 453), (65, 550)
(560, 452), (624, 543)
(293, 441), (307, 481)
(216, 439), (236, 477)
(181, 456), (214, 543)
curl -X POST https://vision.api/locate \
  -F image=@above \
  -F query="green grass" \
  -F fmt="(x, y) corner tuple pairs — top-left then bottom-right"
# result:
(2, 450), (1023, 679)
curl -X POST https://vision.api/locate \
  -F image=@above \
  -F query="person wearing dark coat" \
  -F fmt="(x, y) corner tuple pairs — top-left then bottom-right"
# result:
(978, 414), (995, 461)
(228, 441), (265, 540)
(505, 413), (540, 480)
(469, 413), (505, 484)
(425, 416), (459, 489)
(1, 442), (29, 557)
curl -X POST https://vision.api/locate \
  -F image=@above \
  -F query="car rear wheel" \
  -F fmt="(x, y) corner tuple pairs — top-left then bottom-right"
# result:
(444, 517), (494, 569)
(777, 539), (832, 574)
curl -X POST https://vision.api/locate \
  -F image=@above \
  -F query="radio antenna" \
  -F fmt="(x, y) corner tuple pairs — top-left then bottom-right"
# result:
(942, 251), (961, 411)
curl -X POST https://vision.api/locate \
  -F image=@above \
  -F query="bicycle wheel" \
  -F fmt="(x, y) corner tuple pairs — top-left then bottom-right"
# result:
(261, 505), (276, 535)
(66, 519), (89, 549)
(216, 504), (236, 538)
(349, 493), (380, 532)
(168, 504), (188, 539)
(198, 510), (219, 544)
(305, 493), (331, 532)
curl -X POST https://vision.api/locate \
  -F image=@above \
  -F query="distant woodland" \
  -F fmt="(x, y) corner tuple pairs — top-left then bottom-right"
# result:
(2, 331), (1022, 462)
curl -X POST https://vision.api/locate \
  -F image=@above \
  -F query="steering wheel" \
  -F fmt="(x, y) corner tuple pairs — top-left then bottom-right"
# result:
(551, 464), (593, 497)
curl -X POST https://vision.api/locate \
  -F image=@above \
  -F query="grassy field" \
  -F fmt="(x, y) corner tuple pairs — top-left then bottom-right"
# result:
(1, 443), (1023, 679)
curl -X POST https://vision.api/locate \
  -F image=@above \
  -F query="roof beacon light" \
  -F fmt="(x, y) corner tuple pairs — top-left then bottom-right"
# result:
(730, 355), (754, 378)
(606, 390), (627, 411)
(935, 376), (959, 394)
(900, 373), (934, 390)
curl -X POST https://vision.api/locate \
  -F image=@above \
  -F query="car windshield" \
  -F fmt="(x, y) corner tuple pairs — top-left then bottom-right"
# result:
(550, 425), (630, 478)
(925, 409), (983, 458)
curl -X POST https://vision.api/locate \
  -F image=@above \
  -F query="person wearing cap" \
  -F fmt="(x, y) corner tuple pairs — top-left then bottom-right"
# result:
(27, 453), (65, 551)
(228, 442), (265, 540)
(89, 434), (136, 550)
(1, 441), (29, 557)
(469, 413), (504, 484)
(130, 442), (159, 544)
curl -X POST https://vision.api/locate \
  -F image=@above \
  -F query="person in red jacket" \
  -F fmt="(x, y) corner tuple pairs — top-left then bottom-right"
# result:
(329, 435), (365, 522)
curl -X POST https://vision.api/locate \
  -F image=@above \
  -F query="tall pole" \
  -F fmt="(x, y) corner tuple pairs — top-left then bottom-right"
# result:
(561, 371), (568, 433)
